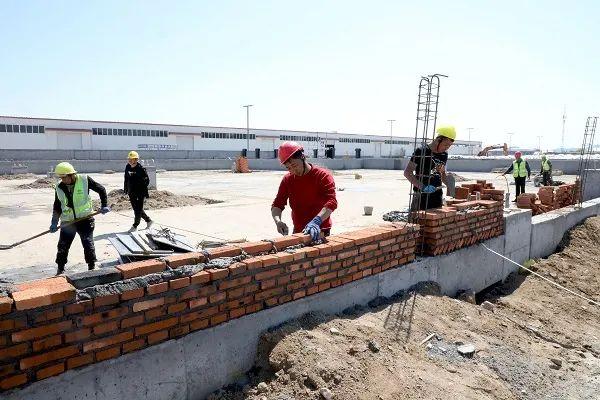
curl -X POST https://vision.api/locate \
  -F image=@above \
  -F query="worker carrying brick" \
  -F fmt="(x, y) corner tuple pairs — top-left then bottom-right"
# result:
(271, 141), (338, 242)
(540, 154), (553, 186)
(502, 151), (531, 201)
(404, 125), (456, 210)
(50, 162), (110, 275)
(124, 151), (153, 232)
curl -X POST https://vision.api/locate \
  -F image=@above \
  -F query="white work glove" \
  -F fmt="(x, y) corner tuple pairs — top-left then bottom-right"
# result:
(275, 220), (289, 236)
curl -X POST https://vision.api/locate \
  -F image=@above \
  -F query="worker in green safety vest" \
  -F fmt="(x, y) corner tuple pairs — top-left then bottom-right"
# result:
(540, 154), (553, 186)
(502, 151), (531, 201)
(50, 162), (110, 275)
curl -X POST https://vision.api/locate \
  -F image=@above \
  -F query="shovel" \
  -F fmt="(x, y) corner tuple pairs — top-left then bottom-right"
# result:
(0, 211), (101, 250)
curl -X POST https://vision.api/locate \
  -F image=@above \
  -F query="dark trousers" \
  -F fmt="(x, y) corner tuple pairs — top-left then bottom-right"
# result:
(514, 176), (526, 198)
(129, 193), (151, 226)
(542, 172), (552, 186)
(411, 190), (443, 211)
(56, 218), (96, 267)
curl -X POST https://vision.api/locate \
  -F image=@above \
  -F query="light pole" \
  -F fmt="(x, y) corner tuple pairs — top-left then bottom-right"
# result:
(243, 104), (253, 155)
(506, 132), (514, 151)
(467, 127), (474, 155)
(537, 135), (542, 152)
(387, 119), (395, 157)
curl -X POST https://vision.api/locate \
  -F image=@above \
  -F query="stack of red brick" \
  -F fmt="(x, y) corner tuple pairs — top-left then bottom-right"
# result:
(452, 180), (505, 203)
(0, 223), (419, 391)
(413, 199), (504, 256)
(517, 182), (580, 215)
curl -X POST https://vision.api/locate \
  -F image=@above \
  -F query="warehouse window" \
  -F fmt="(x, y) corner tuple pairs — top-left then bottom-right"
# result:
(0, 124), (45, 133)
(32, 126), (39, 133)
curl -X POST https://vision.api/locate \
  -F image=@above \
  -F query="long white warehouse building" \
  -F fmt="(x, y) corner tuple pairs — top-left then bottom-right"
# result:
(0, 116), (481, 157)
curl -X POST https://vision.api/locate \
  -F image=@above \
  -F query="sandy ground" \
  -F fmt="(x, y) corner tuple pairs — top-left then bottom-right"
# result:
(0, 169), (577, 282)
(208, 217), (600, 400)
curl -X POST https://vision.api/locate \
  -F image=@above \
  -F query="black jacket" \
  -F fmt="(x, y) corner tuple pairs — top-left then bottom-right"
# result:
(124, 163), (150, 198)
(52, 175), (108, 224)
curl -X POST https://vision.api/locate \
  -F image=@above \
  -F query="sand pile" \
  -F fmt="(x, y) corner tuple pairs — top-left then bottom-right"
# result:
(0, 173), (37, 180)
(17, 177), (56, 189)
(94, 189), (223, 211)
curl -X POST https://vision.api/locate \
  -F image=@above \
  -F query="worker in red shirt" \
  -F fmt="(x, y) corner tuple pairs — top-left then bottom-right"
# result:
(271, 142), (338, 241)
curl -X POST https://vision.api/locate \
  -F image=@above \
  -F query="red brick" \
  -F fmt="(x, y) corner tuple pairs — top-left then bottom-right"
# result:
(256, 254), (279, 268)
(164, 252), (203, 268)
(133, 297), (165, 312)
(278, 294), (292, 304)
(287, 278), (312, 291)
(36, 362), (65, 380)
(65, 300), (93, 315)
(121, 315), (145, 329)
(190, 271), (211, 285)
(270, 235), (304, 250)
(120, 287), (145, 301)
(237, 241), (273, 255)
(292, 233), (313, 245)
(0, 364), (14, 379)
(20, 345), (79, 369)
(230, 307), (246, 319)
(81, 307), (129, 326)
(12, 320), (72, 343)
(169, 277), (190, 290)
(147, 282), (169, 295)
(277, 275), (291, 286)
(207, 245), (242, 258)
(189, 319), (209, 331)
(219, 276), (252, 290)
(228, 262), (247, 276)
(207, 268), (229, 281)
(116, 259), (166, 279)
(314, 272), (337, 284)
(122, 339), (146, 354)
(94, 294), (120, 308)
(145, 307), (166, 320)
(93, 321), (119, 336)
(245, 303), (263, 314)
(254, 287), (285, 301)
(314, 243), (333, 255)
(0, 373), (27, 390)
(209, 292), (226, 304)
(147, 330), (169, 345)
(168, 302), (187, 314)
(314, 255), (336, 266)
(260, 279), (276, 290)
(293, 290), (306, 300)
(135, 317), (179, 336)
(255, 267), (283, 281)
(32, 334), (63, 352)
(33, 308), (64, 324)
(326, 235), (355, 249)
(227, 286), (246, 299)
(0, 343), (29, 360)
(189, 297), (208, 309)
(318, 282), (331, 292)
(306, 286), (319, 295)
(65, 328), (91, 343)
(170, 325), (190, 338)
(210, 313), (228, 326)
(67, 353), (94, 369)
(12, 277), (75, 311)
(95, 346), (120, 361)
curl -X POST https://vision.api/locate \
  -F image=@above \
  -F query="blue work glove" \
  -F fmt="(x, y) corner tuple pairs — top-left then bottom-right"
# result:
(49, 222), (59, 233)
(303, 216), (323, 242)
(100, 206), (111, 214)
(422, 184), (436, 194)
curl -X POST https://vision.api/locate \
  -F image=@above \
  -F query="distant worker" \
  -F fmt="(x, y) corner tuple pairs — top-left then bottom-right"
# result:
(271, 141), (338, 241)
(124, 151), (153, 232)
(540, 154), (553, 186)
(404, 125), (456, 210)
(50, 162), (110, 275)
(503, 151), (531, 201)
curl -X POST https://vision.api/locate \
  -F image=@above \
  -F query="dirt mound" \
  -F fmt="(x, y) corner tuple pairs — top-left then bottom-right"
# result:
(17, 177), (56, 189)
(209, 218), (600, 400)
(94, 189), (223, 211)
(0, 173), (37, 180)
(448, 172), (469, 182)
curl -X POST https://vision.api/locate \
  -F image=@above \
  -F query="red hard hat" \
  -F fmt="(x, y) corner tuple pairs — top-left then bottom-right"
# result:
(514, 151), (522, 158)
(278, 141), (304, 164)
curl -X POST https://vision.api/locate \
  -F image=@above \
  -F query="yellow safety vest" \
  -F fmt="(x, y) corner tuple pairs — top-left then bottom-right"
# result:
(542, 159), (551, 172)
(513, 160), (527, 178)
(55, 174), (94, 222)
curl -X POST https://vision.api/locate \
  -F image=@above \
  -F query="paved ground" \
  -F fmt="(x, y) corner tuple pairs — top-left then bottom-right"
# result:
(0, 169), (576, 283)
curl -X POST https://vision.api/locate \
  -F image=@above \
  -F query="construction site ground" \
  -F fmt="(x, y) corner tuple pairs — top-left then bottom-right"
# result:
(0, 169), (577, 283)
(209, 217), (600, 400)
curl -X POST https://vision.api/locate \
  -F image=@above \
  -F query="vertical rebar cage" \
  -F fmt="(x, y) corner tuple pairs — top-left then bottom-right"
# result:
(578, 116), (598, 206)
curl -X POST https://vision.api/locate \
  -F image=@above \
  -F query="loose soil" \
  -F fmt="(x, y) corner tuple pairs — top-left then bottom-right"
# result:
(0, 173), (38, 180)
(16, 177), (55, 189)
(94, 189), (223, 211)
(209, 218), (600, 400)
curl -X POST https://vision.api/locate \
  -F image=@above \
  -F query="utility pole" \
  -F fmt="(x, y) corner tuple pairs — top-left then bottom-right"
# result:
(243, 104), (253, 155)
(537, 135), (542, 152)
(387, 119), (395, 157)
(506, 132), (514, 151)
(467, 127), (474, 155)
(561, 106), (566, 152)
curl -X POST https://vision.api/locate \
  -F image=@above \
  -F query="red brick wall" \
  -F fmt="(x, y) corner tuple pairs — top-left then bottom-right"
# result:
(0, 223), (419, 391)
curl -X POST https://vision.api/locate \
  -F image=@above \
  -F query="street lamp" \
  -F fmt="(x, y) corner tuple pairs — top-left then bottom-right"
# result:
(387, 119), (395, 157)
(243, 104), (253, 155)
(467, 127), (474, 155)
(506, 132), (514, 151)
(537, 135), (542, 152)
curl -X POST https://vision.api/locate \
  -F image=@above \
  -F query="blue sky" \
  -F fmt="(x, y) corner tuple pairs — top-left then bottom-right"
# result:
(1, 0), (598, 150)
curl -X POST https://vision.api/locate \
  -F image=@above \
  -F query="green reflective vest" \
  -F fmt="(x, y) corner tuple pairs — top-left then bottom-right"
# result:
(542, 159), (551, 172)
(513, 160), (527, 178)
(55, 174), (93, 222)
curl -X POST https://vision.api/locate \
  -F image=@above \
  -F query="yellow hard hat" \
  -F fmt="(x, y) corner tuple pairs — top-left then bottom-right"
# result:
(54, 162), (77, 176)
(128, 151), (140, 159)
(436, 125), (456, 141)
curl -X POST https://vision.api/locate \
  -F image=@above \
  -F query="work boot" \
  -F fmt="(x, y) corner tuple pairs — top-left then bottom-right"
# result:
(128, 225), (138, 232)
(56, 265), (65, 276)
(88, 263), (95, 271)
(146, 220), (154, 230)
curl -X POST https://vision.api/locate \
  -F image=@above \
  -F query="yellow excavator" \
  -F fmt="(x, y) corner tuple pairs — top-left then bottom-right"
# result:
(477, 143), (509, 156)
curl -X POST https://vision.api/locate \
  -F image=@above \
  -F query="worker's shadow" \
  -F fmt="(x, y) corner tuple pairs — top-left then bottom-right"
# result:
(383, 290), (418, 343)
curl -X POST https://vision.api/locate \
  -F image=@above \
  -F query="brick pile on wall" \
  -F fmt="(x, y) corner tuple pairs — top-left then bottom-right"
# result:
(0, 223), (419, 391)
(518, 182), (580, 215)
(451, 180), (505, 204)
(413, 199), (505, 256)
